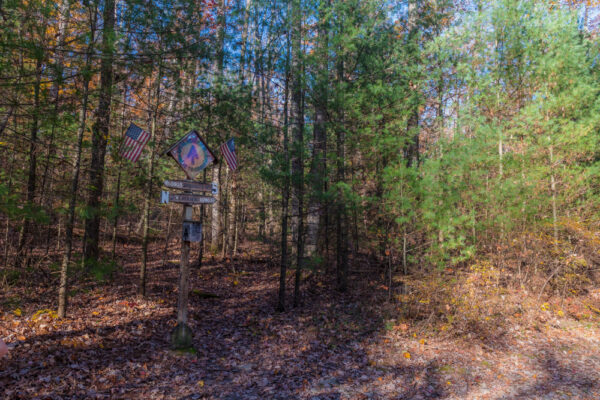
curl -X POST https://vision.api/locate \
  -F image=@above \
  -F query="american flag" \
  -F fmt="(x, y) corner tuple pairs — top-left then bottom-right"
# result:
(119, 123), (150, 163)
(220, 138), (237, 171)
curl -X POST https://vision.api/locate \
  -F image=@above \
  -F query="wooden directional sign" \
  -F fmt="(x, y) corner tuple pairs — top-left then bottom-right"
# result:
(164, 180), (213, 192)
(160, 191), (216, 205)
(163, 130), (217, 180)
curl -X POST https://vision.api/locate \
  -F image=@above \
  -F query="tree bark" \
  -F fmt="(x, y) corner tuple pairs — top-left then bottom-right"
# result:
(17, 57), (42, 267)
(58, 18), (96, 317)
(291, 0), (304, 307)
(140, 65), (162, 297)
(83, 0), (115, 265)
(210, 0), (226, 252)
(305, 2), (328, 264)
(335, 45), (348, 292)
(277, 27), (291, 311)
(404, 0), (420, 168)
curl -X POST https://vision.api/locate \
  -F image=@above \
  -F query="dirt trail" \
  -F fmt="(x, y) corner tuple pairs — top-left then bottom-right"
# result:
(1, 241), (600, 399)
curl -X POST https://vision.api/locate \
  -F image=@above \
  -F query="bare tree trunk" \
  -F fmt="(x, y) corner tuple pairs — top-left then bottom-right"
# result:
(221, 166), (230, 258)
(58, 19), (96, 317)
(291, 0), (304, 307)
(550, 145), (558, 246)
(239, 0), (251, 81)
(228, 174), (236, 256)
(2, 152), (15, 268)
(211, 164), (221, 250)
(83, 0), (115, 265)
(404, 0), (420, 169)
(335, 51), (348, 292)
(305, 4), (328, 263)
(111, 87), (129, 261)
(40, 0), (71, 256)
(210, 0), (226, 253)
(277, 30), (291, 312)
(140, 65), (162, 297)
(17, 57), (42, 267)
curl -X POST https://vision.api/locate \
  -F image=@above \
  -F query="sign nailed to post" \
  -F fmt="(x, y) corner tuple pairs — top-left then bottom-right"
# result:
(161, 129), (218, 350)
(182, 221), (202, 242)
(160, 191), (216, 205)
(164, 180), (218, 195)
(164, 130), (217, 180)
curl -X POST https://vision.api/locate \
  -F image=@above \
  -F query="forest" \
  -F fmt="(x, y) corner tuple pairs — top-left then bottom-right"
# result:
(2, 0), (600, 398)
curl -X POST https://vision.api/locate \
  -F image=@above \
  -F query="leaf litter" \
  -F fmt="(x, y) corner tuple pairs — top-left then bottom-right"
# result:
(1, 241), (600, 399)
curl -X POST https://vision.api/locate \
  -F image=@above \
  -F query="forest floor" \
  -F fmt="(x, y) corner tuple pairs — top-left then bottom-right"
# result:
(2, 239), (600, 399)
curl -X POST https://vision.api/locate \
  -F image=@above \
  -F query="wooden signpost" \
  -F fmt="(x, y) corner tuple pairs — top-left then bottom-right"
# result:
(162, 131), (218, 350)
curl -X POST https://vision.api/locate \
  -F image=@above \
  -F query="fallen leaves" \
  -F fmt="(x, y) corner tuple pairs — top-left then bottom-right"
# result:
(2, 241), (600, 399)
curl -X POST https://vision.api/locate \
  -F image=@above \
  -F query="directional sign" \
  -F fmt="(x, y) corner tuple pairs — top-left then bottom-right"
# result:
(164, 180), (213, 192)
(169, 193), (216, 205)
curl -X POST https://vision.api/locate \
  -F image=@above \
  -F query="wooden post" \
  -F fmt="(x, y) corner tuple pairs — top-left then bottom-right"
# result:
(171, 203), (194, 349)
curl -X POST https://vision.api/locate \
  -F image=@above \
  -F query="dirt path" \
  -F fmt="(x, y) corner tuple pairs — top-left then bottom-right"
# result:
(1, 241), (600, 399)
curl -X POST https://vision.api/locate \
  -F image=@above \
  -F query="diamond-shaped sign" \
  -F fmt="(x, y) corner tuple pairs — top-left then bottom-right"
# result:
(164, 130), (216, 179)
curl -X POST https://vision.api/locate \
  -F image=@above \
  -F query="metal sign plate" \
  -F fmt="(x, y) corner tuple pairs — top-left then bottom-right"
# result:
(164, 180), (213, 192)
(160, 191), (216, 205)
(169, 193), (216, 204)
(182, 221), (202, 242)
(165, 131), (215, 180)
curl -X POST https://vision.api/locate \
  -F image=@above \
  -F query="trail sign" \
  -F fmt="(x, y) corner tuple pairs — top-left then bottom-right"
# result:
(163, 131), (217, 180)
(161, 129), (219, 351)
(164, 180), (213, 192)
(160, 191), (216, 205)
(161, 190), (170, 204)
(182, 221), (202, 242)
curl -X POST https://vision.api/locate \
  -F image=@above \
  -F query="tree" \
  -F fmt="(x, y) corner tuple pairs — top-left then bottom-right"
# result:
(83, 0), (116, 264)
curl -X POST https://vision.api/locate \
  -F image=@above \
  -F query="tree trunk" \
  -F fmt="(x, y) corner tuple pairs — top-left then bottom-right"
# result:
(210, 0), (226, 253)
(550, 145), (558, 246)
(111, 87), (129, 261)
(2, 152), (15, 269)
(335, 50), (348, 292)
(58, 24), (96, 317)
(291, 0), (304, 307)
(83, 0), (115, 265)
(228, 174), (236, 256)
(277, 29), (291, 312)
(404, 0), (420, 168)
(17, 57), (42, 267)
(221, 166), (229, 258)
(162, 206), (174, 267)
(211, 164), (221, 250)
(140, 66), (162, 297)
(40, 0), (71, 254)
(305, 4), (328, 264)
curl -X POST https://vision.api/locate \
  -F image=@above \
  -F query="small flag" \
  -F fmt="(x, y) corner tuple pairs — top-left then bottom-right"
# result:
(119, 123), (150, 163)
(220, 138), (237, 171)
